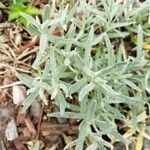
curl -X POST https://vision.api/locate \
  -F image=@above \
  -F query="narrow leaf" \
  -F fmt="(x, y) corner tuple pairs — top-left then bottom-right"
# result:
(86, 142), (98, 150)
(17, 73), (34, 88)
(137, 25), (143, 58)
(22, 88), (39, 112)
(122, 79), (142, 92)
(20, 13), (41, 29)
(43, 4), (51, 21)
(79, 82), (95, 101)
(84, 26), (94, 66)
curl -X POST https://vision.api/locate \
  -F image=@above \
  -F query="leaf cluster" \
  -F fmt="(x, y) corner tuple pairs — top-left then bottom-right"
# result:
(18, 0), (150, 149)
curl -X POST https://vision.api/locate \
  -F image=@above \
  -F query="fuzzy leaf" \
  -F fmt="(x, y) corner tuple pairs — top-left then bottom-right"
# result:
(79, 82), (95, 101)
(17, 73), (34, 88)
(20, 13), (41, 29)
(22, 88), (39, 112)
(43, 4), (51, 21)
(86, 142), (98, 150)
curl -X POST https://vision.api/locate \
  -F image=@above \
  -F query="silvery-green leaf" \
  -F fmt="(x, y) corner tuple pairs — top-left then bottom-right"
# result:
(108, 30), (129, 38)
(65, 1), (78, 24)
(27, 87), (37, 95)
(48, 34), (73, 45)
(39, 89), (48, 105)
(69, 78), (87, 94)
(41, 18), (63, 30)
(86, 100), (97, 122)
(145, 71), (150, 93)
(59, 83), (69, 97)
(110, 94), (142, 105)
(43, 4), (51, 21)
(49, 48), (57, 74)
(110, 129), (126, 143)
(73, 54), (85, 69)
(82, 67), (95, 78)
(23, 88), (39, 112)
(66, 23), (76, 38)
(131, 106), (138, 130)
(129, 1), (150, 18)
(42, 59), (51, 78)
(33, 33), (48, 68)
(85, 5), (106, 24)
(41, 82), (52, 94)
(104, 33), (114, 66)
(27, 24), (41, 36)
(64, 58), (70, 66)
(92, 135), (113, 149)
(110, 22), (134, 30)
(95, 77), (119, 96)
(86, 142), (98, 150)
(59, 4), (68, 21)
(75, 121), (89, 150)
(104, 104), (125, 120)
(20, 13), (41, 29)
(84, 26), (94, 66)
(93, 32), (105, 45)
(122, 79), (142, 92)
(137, 25), (143, 58)
(97, 144), (106, 150)
(17, 73), (34, 88)
(95, 62), (126, 77)
(55, 91), (68, 115)
(39, 33), (48, 53)
(51, 88), (58, 100)
(95, 120), (113, 133)
(79, 82), (95, 101)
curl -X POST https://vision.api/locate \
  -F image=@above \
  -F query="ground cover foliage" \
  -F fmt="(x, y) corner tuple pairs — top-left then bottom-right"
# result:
(16, 0), (150, 149)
